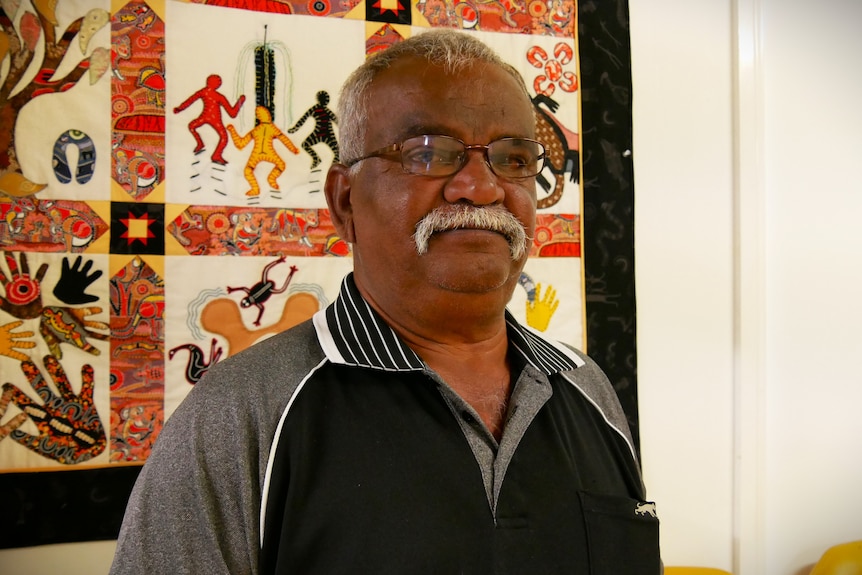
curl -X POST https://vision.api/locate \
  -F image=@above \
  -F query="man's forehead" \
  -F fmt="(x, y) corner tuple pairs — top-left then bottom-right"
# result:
(358, 56), (534, 142)
(366, 58), (529, 112)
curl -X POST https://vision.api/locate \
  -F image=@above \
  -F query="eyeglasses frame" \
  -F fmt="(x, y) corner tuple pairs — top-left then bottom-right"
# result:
(344, 134), (548, 179)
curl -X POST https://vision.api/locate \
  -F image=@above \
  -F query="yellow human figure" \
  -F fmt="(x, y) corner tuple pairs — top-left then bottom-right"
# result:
(227, 106), (299, 197)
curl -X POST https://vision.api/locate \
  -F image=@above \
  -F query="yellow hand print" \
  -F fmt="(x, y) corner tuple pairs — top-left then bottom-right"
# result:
(0, 320), (36, 361)
(526, 283), (559, 332)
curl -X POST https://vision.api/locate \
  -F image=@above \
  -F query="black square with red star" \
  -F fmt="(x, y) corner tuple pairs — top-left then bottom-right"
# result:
(366, 0), (411, 25)
(109, 202), (165, 255)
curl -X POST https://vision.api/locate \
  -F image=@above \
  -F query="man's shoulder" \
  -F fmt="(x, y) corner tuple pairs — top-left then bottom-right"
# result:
(553, 345), (618, 409)
(191, 318), (324, 401)
(551, 345), (639, 465)
(160, 318), (326, 447)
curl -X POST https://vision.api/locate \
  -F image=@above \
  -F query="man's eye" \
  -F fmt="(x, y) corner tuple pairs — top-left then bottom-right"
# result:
(493, 152), (531, 168)
(406, 147), (457, 165)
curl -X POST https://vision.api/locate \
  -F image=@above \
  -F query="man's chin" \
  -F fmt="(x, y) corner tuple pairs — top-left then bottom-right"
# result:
(422, 256), (525, 297)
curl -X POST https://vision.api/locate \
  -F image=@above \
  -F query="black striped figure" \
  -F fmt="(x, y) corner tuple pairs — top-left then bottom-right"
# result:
(255, 26), (276, 125)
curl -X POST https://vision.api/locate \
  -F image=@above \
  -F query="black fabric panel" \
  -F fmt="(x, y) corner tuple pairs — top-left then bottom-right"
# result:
(0, 465), (141, 549)
(578, 0), (640, 453)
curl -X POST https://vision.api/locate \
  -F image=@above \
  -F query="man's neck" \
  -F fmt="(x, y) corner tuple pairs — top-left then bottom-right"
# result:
(357, 281), (515, 440)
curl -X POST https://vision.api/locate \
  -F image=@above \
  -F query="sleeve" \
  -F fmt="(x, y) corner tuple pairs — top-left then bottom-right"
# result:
(109, 375), (263, 575)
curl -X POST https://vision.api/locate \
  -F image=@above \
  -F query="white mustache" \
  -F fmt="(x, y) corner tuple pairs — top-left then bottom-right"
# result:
(413, 204), (530, 261)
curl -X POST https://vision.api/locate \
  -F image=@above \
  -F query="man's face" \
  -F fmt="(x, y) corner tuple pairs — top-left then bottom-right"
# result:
(330, 56), (538, 313)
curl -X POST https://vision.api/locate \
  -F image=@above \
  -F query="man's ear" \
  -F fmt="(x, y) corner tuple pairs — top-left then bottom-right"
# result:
(324, 163), (356, 244)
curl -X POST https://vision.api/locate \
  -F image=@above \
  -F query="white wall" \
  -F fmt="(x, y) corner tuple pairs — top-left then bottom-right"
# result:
(762, 0), (862, 573)
(631, 0), (736, 570)
(636, 0), (862, 574)
(3, 1), (862, 574)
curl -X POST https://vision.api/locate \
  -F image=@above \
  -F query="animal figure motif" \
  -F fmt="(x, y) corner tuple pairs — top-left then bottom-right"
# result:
(544, 0), (573, 35)
(40, 306), (109, 358)
(270, 209), (319, 247)
(634, 502), (657, 518)
(532, 94), (579, 209)
(113, 294), (165, 339)
(452, 0), (526, 28)
(201, 292), (319, 356)
(40, 201), (98, 250)
(112, 134), (160, 198)
(225, 212), (261, 253)
(117, 2), (157, 32)
(0, 198), (36, 242)
(171, 211), (203, 246)
(109, 257), (159, 318)
(169, 338), (223, 385)
(418, 0), (528, 29)
(227, 256), (297, 326)
(112, 404), (158, 461)
(112, 34), (132, 80)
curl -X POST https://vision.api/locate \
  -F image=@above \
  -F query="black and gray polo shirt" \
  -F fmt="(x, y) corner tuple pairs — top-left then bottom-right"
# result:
(111, 273), (660, 575)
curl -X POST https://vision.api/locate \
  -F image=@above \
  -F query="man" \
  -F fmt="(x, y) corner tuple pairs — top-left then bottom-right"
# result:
(111, 30), (659, 574)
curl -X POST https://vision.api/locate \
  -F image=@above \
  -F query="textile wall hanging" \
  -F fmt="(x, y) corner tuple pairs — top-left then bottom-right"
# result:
(0, 0), (635, 547)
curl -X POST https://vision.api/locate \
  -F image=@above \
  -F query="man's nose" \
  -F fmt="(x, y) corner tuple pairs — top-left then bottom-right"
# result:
(442, 150), (505, 205)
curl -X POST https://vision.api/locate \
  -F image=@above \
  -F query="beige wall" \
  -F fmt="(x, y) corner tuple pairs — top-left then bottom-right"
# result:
(633, 0), (735, 569)
(636, 0), (862, 573)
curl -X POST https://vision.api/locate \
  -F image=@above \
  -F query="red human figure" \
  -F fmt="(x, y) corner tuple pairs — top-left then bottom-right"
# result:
(174, 74), (246, 165)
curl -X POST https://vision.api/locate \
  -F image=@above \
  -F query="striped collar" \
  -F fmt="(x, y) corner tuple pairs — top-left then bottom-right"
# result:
(313, 274), (584, 375)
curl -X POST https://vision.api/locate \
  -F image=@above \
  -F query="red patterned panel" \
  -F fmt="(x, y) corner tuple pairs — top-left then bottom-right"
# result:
(0, 199), (108, 252)
(111, 0), (166, 201)
(109, 257), (164, 462)
(530, 213), (579, 257)
(168, 206), (350, 257)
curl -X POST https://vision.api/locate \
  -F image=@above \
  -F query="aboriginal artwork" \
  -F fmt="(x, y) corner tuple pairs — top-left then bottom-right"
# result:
(0, 0), (636, 549)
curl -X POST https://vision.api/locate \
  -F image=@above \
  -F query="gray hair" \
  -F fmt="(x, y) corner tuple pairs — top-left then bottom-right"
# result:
(337, 29), (531, 164)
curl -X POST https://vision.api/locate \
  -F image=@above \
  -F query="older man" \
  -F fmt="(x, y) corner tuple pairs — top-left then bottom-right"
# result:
(111, 30), (659, 574)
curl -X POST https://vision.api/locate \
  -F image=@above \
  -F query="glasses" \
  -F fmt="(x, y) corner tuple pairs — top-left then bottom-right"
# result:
(346, 134), (547, 179)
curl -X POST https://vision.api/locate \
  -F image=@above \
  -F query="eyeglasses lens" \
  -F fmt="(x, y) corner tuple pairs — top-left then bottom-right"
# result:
(400, 135), (544, 178)
(488, 139), (544, 178)
(401, 136), (464, 176)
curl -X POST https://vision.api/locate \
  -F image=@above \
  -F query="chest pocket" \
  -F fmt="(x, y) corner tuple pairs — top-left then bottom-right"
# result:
(579, 491), (661, 575)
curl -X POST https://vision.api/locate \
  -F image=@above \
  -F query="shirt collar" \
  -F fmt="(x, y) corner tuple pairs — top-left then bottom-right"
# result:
(313, 273), (584, 375)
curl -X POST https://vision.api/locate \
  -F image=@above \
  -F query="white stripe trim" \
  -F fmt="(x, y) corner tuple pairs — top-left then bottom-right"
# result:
(259, 358), (328, 547)
(313, 308), (345, 364)
(507, 315), (586, 372)
(560, 372), (638, 465)
(343, 288), (387, 367)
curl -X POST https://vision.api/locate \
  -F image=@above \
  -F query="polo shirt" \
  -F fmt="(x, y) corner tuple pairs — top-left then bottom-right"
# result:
(111, 273), (659, 575)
